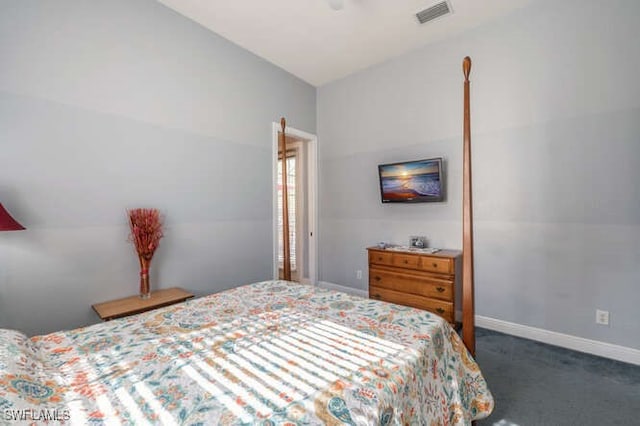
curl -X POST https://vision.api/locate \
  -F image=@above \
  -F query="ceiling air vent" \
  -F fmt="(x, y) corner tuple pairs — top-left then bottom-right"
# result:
(416, 1), (452, 24)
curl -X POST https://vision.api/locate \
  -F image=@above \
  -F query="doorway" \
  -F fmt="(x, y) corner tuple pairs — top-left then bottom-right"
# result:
(272, 123), (317, 285)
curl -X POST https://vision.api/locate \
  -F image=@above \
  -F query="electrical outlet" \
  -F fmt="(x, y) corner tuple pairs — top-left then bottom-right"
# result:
(596, 309), (609, 326)
(356, 270), (362, 280)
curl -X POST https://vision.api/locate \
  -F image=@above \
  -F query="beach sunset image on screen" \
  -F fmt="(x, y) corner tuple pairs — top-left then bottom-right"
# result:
(378, 158), (443, 203)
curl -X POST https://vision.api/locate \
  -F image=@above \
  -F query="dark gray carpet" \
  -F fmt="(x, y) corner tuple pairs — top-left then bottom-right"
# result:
(474, 328), (640, 426)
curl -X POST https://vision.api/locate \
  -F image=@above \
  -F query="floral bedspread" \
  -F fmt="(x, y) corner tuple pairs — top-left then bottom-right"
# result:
(0, 281), (493, 425)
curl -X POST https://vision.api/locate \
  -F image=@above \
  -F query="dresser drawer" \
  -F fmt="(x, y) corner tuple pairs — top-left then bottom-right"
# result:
(370, 286), (454, 323)
(369, 268), (453, 301)
(392, 253), (420, 268)
(369, 250), (393, 266)
(419, 256), (453, 274)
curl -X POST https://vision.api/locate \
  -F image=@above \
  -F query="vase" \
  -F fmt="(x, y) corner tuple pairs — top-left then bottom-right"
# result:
(139, 257), (151, 299)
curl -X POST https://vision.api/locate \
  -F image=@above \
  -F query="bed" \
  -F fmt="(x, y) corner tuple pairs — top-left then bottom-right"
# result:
(1, 280), (492, 424)
(1, 57), (491, 425)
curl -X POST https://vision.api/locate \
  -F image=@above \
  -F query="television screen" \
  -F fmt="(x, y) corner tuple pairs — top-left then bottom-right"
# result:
(378, 157), (444, 203)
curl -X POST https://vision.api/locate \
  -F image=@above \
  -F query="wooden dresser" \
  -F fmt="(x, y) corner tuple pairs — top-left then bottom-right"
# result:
(367, 247), (461, 325)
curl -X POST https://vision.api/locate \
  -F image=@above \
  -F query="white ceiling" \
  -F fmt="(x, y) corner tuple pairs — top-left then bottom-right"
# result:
(157, 0), (533, 87)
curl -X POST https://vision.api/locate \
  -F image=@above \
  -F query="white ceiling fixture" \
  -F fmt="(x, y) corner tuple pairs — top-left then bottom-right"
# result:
(156, 0), (534, 86)
(327, 0), (344, 11)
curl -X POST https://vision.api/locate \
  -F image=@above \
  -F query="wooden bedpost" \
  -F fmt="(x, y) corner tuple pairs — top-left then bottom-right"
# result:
(462, 57), (476, 356)
(280, 117), (292, 281)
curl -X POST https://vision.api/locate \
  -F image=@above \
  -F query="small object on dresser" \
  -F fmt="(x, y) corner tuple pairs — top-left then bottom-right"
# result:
(409, 235), (427, 248)
(377, 242), (387, 249)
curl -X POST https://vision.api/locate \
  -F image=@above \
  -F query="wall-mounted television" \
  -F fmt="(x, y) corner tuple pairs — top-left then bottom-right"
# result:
(378, 157), (444, 203)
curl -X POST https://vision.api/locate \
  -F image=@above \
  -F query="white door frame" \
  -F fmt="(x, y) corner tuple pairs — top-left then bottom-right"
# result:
(272, 122), (318, 285)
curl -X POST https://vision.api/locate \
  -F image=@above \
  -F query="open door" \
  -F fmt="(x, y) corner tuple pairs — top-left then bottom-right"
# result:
(273, 120), (317, 284)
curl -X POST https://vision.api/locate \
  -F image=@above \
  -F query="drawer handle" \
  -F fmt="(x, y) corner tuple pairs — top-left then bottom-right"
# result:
(432, 263), (438, 268)
(378, 257), (383, 261)
(404, 260), (409, 264)
(436, 308), (445, 314)
(374, 276), (381, 281)
(436, 287), (445, 293)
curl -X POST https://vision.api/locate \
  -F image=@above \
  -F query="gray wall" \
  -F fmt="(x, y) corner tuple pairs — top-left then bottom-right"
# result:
(0, 0), (316, 336)
(317, 0), (640, 350)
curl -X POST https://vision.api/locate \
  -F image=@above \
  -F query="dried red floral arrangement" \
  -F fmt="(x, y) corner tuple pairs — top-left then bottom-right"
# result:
(128, 208), (164, 298)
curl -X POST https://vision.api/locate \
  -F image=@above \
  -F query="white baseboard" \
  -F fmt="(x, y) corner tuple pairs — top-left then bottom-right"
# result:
(317, 281), (368, 298)
(476, 315), (640, 366)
